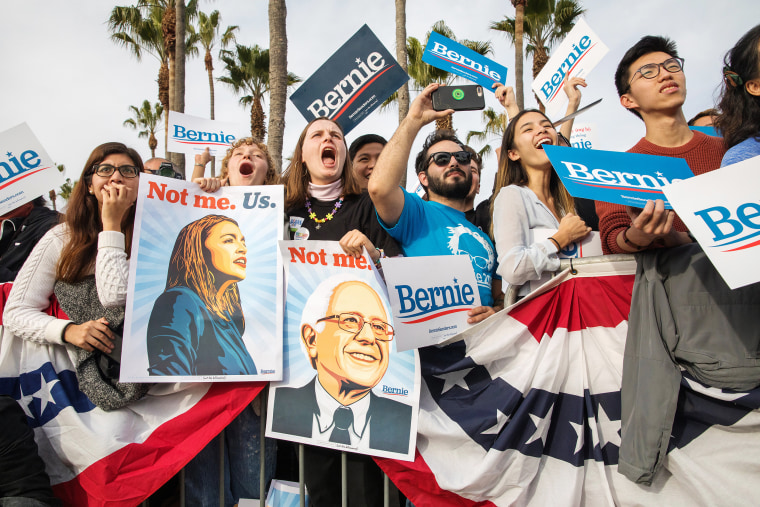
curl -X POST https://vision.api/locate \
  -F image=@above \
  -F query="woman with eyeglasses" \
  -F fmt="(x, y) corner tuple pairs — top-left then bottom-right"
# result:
(4, 142), (151, 409)
(715, 24), (760, 166)
(490, 110), (590, 297)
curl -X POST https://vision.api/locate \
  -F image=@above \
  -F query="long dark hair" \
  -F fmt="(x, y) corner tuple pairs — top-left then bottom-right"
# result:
(714, 24), (760, 149)
(56, 142), (143, 282)
(490, 109), (574, 238)
(165, 214), (243, 321)
(283, 117), (361, 210)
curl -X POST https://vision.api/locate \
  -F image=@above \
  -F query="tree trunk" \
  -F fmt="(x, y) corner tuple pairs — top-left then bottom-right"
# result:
(513, 0), (526, 110)
(268, 0), (288, 175)
(251, 98), (267, 141)
(158, 61), (170, 155)
(206, 50), (216, 177)
(532, 48), (549, 113)
(395, 0), (409, 124)
(149, 132), (158, 158)
(173, 0), (186, 176)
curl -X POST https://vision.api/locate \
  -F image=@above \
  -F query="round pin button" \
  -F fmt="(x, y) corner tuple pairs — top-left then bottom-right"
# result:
(452, 88), (465, 100)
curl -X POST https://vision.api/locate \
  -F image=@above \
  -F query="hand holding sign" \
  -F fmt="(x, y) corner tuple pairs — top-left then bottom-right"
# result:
(622, 199), (679, 251)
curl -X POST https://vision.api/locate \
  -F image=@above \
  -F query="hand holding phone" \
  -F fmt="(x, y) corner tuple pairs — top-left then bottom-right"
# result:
(432, 85), (485, 112)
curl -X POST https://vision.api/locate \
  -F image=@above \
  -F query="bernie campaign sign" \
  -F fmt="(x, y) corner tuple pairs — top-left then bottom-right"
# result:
(532, 19), (608, 119)
(542, 145), (694, 209)
(290, 25), (409, 135)
(421, 31), (508, 90)
(167, 112), (246, 158)
(663, 155), (760, 289)
(0, 123), (63, 215)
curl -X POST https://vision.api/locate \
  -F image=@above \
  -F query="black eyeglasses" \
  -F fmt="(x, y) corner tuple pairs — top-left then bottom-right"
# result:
(92, 164), (140, 178)
(627, 57), (684, 89)
(317, 312), (394, 341)
(427, 150), (472, 168)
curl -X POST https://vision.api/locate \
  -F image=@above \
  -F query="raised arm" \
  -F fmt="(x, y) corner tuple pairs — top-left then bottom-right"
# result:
(559, 76), (587, 141)
(369, 83), (452, 226)
(192, 147), (213, 180)
(492, 82), (520, 121)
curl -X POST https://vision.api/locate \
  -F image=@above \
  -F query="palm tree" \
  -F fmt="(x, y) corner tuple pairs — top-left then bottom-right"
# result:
(512, 0), (527, 110)
(109, 1), (198, 155)
(491, 0), (586, 110)
(268, 0), (288, 175)
(109, 4), (168, 145)
(190, 9), (237, 176)
(384, 20), (493, 131)
(218, 44), (300, 142)
(124, 100), (164, 158)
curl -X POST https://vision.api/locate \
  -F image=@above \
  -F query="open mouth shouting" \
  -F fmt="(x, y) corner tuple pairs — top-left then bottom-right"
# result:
(234, 256), (247, 268)
(238, 160), (254, 176)
(321, 145), (337, 168)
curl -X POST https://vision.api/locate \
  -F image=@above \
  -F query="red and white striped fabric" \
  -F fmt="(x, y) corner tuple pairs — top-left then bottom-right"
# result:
(377, 259), (760, 506)
(0, 283), (263, 506)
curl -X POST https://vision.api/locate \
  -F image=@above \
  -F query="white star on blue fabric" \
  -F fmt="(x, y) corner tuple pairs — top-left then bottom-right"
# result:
(596, 403), (621, 448)
(20, 373), (60, 417)
(570, 421), (584, 454)
(436, 367), (474, 394)
(482, 408), (510, 435)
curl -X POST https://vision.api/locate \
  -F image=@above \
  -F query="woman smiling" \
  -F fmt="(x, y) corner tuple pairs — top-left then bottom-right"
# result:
(491, 109), (590, 296)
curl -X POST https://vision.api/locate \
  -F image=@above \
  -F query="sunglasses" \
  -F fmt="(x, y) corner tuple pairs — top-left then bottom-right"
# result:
(426, 150), (472, 168)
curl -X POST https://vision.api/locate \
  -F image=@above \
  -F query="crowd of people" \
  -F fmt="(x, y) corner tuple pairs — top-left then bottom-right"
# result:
(1, 22), (760, 506)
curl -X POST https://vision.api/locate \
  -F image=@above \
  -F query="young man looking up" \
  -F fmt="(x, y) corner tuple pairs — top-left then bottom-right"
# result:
(369, 83), (498, 320)
(596, 36), (725, 254)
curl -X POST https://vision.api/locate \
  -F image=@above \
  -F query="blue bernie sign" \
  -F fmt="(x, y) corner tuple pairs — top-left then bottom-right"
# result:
(542, 145), (695, 209)
(421, 31), (508, 90)
(289, 25), (409, 135)
(689, 126), (720, 137)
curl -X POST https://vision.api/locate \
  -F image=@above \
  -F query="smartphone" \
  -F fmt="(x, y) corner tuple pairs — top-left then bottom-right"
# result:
(432, 85), (485, 112)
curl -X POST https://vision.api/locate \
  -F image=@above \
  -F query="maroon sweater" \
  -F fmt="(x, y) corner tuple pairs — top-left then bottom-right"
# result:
(596, 131), (726, 254)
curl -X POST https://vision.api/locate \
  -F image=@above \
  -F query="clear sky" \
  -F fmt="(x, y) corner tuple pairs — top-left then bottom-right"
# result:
(2, 0), (758, 201)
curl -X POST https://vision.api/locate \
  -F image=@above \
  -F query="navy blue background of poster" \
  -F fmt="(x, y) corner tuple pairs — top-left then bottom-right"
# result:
(290, 25), (409, 135)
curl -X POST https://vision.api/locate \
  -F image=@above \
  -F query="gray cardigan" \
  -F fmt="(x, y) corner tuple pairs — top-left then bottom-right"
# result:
(620, 243), (760, 484)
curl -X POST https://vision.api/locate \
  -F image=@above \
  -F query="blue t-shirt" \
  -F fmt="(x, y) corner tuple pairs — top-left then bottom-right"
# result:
(380, 189), (496, 306)
(721, 136), (760, 167)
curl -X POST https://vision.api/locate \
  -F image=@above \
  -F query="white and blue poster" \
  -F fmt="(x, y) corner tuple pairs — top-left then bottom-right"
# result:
(121, 175), (284, 382)
(543, 145), (695, 208)
(0, 123), (64, 215)
(266, 240), (419, 461)
(421, 31), (508, 90)
(663, 155), (760, 289)
(531, 19), (609, 119)
(381, 255), (480, 352)
(289, 25), (409, 135)
(167, 111), (246, 158)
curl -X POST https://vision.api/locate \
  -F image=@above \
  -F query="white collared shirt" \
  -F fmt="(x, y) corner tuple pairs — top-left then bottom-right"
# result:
(312, 379), (371, 448)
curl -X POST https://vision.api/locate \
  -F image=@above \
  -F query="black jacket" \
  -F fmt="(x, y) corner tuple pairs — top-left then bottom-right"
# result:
(0, 206), (60, 282)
